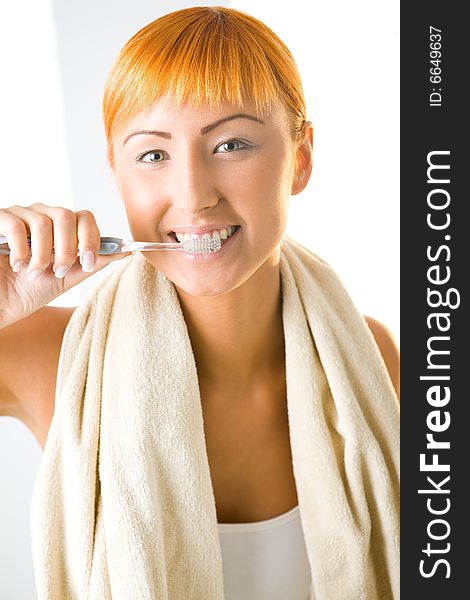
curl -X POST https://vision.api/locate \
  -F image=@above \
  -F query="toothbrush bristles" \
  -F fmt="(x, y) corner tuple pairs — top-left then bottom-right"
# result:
(181, 237), (222, 254)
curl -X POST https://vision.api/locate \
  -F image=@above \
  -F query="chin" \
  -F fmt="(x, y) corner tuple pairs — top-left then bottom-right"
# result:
(171, 275), (238, 298)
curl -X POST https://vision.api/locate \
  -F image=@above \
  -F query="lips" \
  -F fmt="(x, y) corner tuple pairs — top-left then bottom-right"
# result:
(171, 222), (242, 262)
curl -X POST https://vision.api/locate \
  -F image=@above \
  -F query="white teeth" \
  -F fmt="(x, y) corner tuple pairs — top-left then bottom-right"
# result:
(174, 227), (237, 243)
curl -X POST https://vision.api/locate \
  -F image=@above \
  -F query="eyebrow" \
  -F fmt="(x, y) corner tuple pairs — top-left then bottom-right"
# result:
(122, 113), (265, 146)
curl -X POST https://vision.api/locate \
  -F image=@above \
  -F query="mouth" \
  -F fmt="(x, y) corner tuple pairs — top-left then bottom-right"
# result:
(166, 225), (241, 246)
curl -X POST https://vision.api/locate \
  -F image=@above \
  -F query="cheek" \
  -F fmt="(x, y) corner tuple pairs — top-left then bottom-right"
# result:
(232, 147), (289, 193)
(236, 152), (291, 229)
(116, 173), (166, 239)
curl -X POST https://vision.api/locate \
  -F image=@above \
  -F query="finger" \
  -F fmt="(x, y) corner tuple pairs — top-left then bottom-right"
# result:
(6, 204), (54, 279)
(75, 209), (101, 272)
(31, 204), (80, 278)
(0, 207), (30, 270)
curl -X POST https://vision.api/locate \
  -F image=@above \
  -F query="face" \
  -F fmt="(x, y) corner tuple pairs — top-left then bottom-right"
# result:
(112, 97), (299, 297)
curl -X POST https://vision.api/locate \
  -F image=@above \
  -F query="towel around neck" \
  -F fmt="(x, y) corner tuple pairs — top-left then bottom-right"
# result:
(30, 235), (400, 599)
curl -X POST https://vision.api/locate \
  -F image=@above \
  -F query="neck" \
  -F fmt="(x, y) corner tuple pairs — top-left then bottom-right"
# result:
(174, 251), (285, 386)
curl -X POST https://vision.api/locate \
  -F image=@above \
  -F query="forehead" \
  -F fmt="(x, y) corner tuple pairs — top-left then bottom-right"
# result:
(117, 96), (289, 139)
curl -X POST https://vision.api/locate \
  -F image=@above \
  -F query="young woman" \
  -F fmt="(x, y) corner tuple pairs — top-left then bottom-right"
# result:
(0, 6), (399, 599)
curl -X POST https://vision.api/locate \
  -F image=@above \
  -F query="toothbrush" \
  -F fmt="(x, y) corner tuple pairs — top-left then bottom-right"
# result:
(0, 235), (222, 256)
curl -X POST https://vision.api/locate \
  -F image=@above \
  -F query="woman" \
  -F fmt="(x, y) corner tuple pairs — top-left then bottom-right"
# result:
(0, 6), (399, 599)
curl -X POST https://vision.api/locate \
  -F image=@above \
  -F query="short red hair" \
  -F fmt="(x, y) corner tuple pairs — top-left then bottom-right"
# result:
(102, 6), (307, 170)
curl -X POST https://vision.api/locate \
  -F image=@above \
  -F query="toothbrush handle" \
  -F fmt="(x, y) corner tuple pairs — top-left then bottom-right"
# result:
(0, 235), (181, 256)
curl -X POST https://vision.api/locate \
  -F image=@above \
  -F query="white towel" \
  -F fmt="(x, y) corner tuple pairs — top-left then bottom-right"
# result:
(30, 234), (400, 599)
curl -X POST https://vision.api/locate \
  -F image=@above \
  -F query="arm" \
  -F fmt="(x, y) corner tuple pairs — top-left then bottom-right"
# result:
(364, 315), (400, 402)
(0, 306), (76, 425)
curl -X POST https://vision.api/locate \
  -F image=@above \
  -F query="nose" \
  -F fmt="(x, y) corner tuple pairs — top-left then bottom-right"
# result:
(171, 146), (220, 214)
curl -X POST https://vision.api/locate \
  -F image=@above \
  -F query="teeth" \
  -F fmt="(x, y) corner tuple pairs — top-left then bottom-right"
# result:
(174, 226), (237, 243)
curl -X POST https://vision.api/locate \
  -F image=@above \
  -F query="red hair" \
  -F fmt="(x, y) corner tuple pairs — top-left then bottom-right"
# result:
(102, 6), (307, 170)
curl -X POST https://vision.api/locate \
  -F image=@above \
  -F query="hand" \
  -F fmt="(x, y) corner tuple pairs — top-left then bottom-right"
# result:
(0, 202), (132, 328)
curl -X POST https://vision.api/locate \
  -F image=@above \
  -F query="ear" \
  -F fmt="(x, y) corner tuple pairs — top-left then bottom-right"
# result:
(291, 121), (313, 196)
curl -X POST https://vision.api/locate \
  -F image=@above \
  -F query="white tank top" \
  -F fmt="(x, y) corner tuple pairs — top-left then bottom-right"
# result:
(217, 504), (314, 599)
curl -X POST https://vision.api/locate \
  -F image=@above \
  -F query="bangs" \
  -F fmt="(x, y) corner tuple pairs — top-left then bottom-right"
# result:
(103, 6), (305, 167)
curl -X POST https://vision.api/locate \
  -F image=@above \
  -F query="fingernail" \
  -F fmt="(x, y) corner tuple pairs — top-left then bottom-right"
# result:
(54, 265), (70, 279)
(27, 269), (42, 282)
(81, 250), (95, 272)
(12, 260), (26, 273)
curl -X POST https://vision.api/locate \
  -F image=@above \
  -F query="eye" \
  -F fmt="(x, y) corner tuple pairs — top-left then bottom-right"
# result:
(214, 139), (249, 153)
(136, 150), (166, 163)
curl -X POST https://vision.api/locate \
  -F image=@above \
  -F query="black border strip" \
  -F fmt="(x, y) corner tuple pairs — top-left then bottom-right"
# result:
(401, 3), (469, 596)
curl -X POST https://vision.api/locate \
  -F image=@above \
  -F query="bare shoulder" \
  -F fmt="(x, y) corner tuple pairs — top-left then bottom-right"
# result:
(364, 315), (400, 401)
(0, 305), (77, 447)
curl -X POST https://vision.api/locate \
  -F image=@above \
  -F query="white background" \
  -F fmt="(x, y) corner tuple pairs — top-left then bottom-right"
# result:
(0, 1), (399, 596)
